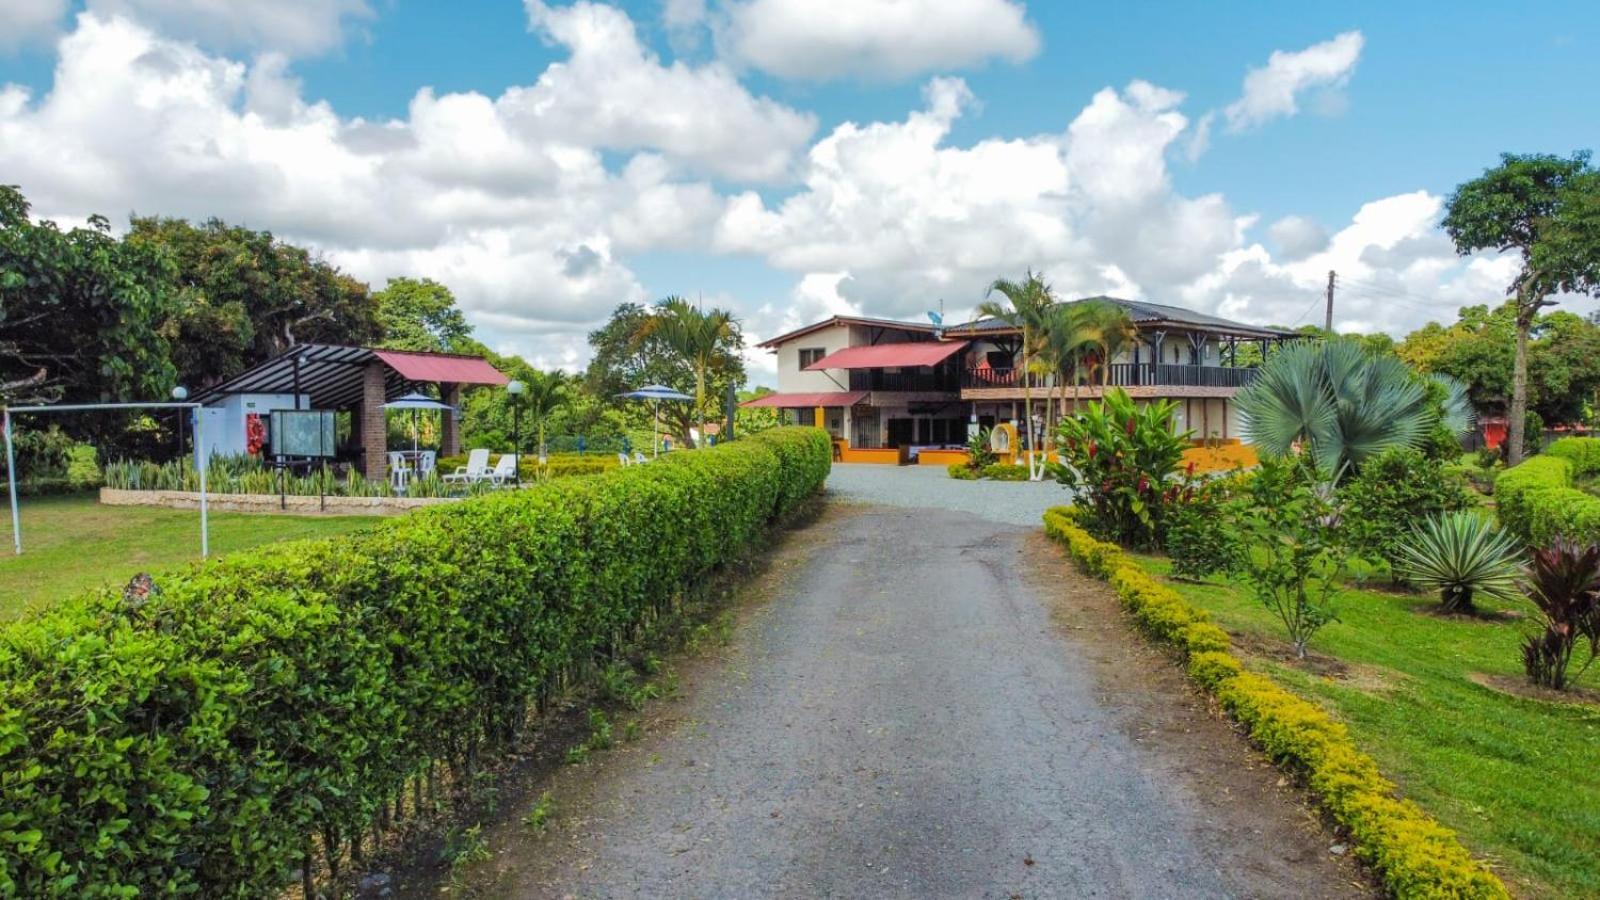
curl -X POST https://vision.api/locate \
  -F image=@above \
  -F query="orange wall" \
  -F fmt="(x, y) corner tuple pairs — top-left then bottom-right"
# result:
(840, 447), (901, 464)
(1181, 443), (1258, 474)
(917, 449), (971, 466)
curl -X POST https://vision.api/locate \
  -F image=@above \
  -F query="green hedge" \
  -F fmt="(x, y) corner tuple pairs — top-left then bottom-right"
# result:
(0, 427), (831, 897)
(1494, 446), (1600, 546)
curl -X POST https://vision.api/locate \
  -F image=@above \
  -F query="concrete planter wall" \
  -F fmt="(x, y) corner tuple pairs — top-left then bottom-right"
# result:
(99, 487), (455, 517)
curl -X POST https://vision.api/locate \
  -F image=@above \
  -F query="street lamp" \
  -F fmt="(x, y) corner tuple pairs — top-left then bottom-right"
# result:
(171, 386), (189, 464)
(506, 379), (525, 485)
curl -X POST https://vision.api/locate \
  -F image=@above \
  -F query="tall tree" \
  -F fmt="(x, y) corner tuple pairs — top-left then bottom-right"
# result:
(1443, 152), (1600, 464)
(636, 297), (740, 447)
(1082, 300), (1139, 387)
(374, 277), (473, 352)
(127, 216), (381, 388)
(0, 185), (178, 406)
(585, 301), (745, 446)
(978, 271), (1056, 480)
(1036, 301), (1101, 427)
(518, 369), (569, 459)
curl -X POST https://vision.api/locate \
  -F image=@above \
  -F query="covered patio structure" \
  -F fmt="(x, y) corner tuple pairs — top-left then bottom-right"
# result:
(194, 344), (508, 483)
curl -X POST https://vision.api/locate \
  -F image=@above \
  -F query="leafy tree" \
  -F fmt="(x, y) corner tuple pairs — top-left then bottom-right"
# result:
(1443, 152), (1600, 465)
(127, 216), (381, 388)
(374, 277), (473, 352)
(978, 271), (1056, 479)
(585, 301), (745, 447)
(0, 185), (178, 406)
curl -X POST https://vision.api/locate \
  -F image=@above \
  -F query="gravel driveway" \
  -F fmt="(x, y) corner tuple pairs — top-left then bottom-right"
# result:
(826, 462), (1067, 526)
(480, 497), (1363, 899)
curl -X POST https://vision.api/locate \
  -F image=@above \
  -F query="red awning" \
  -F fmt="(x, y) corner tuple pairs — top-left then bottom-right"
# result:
(740, 390), (869, 408)
(371, 349), (509, 386)
(803, 341), (967, 370)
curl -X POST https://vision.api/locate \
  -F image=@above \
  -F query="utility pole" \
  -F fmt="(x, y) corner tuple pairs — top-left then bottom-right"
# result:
(1324, 270), (1336, 334)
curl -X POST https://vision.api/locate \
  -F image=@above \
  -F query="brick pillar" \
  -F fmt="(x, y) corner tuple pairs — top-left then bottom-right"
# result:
(439, 382), (462, 457)
(361, 362), (387, 482)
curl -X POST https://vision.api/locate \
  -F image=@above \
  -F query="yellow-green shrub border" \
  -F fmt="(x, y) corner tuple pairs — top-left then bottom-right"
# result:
(1043, 507), (1508, 899)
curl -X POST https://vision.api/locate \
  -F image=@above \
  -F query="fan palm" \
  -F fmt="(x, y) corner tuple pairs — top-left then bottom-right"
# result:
(1431, 373), (1476, 437)
(1237, 340), (1430, 478)
(1394, 512), (1523, 613)
(640, 296), (738, 447)
(978, 271), (1056, 479)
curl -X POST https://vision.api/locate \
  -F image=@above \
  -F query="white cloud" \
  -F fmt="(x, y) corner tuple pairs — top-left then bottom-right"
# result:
(87, 0), (373, 57)
(1224, 31), (1364, 130)
(0, 0), (67, 50)
(715, 0), (1039, 81)
(520, 0), (815, 181)
(1267, 214), (1329, 261)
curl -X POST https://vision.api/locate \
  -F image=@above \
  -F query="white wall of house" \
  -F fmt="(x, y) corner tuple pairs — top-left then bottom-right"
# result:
(775, 323), (852, 393)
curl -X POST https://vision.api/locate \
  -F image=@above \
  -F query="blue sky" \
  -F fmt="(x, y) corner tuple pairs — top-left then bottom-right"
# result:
(1, 1), (1596, 376)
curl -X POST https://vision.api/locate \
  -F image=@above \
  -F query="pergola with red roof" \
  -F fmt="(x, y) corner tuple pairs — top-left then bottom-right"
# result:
(195, 344), (508, 482)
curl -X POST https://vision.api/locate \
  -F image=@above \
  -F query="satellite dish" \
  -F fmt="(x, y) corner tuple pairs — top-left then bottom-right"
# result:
(927, 311), (943, 326)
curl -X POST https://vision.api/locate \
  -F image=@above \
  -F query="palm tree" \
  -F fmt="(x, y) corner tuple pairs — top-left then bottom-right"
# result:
(520, 369), (569, 460)
(1081, 300), (1139, 387)
(1037, 302), (1100, 428)
(1237, 340), (1431, 479)
(978, 272), (1056, 479)
(641, 296), (738, 447)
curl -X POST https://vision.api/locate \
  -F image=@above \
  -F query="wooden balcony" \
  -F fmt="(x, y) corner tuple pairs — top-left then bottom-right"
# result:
(962, 363), (1259, 391)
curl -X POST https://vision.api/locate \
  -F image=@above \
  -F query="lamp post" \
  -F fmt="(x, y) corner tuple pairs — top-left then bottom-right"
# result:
(506, 379), (525, 486)
(171, 386), (189, 465)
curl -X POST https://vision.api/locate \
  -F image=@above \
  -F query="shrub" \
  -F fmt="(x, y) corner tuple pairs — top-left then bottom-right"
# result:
(1231, 458), (1349, 659)
(0, 427), (831, 897)
(1393, 512), (1523, 613)
(981, 462), (1030, 481)
(1520, 538), (1600, 690)
(1495, 455), (1600, 546)
(1050, 388), (1191, 548)
(1339, 448), (1474, 575)
(965, 426), (997, 470)
(947, 463), (978, 480)
(1545, 436), (1600, 476)
(1164, 481), (1240, 581)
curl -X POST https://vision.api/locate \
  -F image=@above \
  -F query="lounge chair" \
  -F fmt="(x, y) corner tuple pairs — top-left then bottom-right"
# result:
(487, 454), (519, 486)
(444, 448), (491, 484)
(633, 451), (649, 465)
(617, 452), (630, 467)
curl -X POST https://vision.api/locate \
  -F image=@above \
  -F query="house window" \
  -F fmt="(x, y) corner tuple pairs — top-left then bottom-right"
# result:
(798, 347), (826, 368)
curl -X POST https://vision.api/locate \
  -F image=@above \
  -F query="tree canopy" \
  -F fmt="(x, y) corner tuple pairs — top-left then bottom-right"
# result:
(584, 301), (746, 446)
(374, 277), (474, 353)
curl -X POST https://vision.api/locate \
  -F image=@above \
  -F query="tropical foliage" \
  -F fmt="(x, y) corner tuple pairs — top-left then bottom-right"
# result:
(1050, 388), (1192, 548)
(1237, 340), (1441, 479)
(1394, 512), (1523, 613)
(1338, 447), (1475, 575)
(1519, 538), (1600, 690)
(978, 271), (1057, 479)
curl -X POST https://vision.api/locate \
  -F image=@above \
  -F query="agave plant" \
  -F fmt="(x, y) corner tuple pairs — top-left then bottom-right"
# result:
(1393, 512), (1523, 613)
(1238, 340), (1431, 479)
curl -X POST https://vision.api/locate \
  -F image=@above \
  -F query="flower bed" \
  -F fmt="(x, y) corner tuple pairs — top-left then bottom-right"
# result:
(0, 427), (831, 897)
(1044, 507), (1508, 899)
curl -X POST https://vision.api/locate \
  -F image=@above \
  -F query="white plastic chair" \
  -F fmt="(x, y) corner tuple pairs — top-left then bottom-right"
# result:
(487, 454), (519, 486)
(633, 451), (649, 465)
(617, 452), (630, 467)
(418, 450), (436, 476)
(444, 448), (491, 484)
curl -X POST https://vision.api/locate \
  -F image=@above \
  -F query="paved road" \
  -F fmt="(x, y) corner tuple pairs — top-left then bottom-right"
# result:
(826, 462), (1066, 526)
(489, 500), (1360, 898)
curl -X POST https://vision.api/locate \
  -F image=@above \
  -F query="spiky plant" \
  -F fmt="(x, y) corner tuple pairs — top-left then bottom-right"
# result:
(1237, 340), (1431, 479)
(1393, 512), (1523, 613)
(1521, 538), (1600, 690)
(1430, 373), (1476, 437)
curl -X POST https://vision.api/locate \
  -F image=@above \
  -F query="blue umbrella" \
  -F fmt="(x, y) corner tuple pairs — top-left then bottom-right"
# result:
(617, 385), (693, 457)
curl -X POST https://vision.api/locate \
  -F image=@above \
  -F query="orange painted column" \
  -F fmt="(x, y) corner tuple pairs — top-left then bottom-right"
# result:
(814, 406), (825, 429)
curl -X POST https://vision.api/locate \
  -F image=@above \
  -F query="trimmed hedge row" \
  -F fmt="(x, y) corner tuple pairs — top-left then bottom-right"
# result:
(1494, 437), (1600, 546)
(0, 427), (831, 897)
(1043, 507), (1509, 900)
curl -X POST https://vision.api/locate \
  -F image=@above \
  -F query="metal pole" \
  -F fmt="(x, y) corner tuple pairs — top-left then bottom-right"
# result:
(512, 402), (521, 485)
(196, 409), (208, 558)
(5, 410), (20, 555)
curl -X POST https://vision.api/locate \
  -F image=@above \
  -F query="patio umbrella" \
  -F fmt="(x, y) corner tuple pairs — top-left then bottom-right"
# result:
(616, 384), (693, 458)
(384, 392), (457, 467)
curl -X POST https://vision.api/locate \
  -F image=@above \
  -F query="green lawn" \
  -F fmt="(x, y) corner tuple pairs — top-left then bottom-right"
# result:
(1135, 555), (1600, 899)
(0, 494), (375, 621)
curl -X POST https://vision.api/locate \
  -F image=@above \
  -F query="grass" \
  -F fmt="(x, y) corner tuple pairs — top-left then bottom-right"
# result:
(1135, 554), (1600, 899)
(0, 493), (374, 621)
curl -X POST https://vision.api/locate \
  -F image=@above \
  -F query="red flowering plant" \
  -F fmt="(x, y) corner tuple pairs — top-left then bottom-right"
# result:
(1049, 388), (1193, 548)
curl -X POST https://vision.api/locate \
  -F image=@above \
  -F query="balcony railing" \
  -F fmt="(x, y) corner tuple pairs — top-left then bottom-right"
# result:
(963, 363), (1259, 390)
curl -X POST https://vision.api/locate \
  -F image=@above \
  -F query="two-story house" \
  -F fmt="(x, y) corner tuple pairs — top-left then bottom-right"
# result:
(744, 298), (1297, 463)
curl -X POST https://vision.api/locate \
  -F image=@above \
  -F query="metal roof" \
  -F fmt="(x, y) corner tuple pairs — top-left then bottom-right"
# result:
(946, 296), (1298, 339)
(194, 344), (508, 409)
(804, 341), (968, 370)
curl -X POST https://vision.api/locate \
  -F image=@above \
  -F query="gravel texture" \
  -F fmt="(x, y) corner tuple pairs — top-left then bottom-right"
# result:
(483, 502), (1363, 899)
(825, 462), (1067, 526)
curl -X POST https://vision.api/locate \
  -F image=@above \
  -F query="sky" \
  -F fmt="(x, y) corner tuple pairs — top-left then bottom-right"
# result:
(1, 0), (1596, 384)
